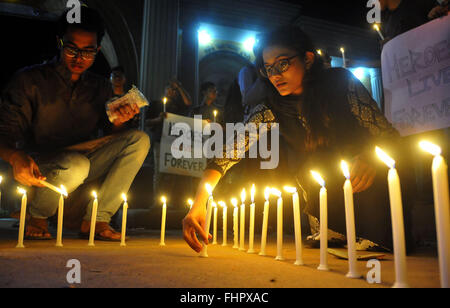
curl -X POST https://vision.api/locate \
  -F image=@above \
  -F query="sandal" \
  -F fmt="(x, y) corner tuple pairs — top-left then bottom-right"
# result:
(79, 221), (125, 242)
(25, 217), (53, 240)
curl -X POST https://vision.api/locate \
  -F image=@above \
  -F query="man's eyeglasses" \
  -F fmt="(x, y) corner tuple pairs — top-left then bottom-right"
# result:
(260, 54), (299, 78)
(60, 40), (98, 60)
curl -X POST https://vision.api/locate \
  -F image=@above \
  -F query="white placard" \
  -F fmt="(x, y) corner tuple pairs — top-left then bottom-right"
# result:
(382, 15), (450, 136)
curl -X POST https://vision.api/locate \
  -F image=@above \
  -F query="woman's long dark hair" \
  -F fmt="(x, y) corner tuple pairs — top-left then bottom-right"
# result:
(255, 26), (336, 152)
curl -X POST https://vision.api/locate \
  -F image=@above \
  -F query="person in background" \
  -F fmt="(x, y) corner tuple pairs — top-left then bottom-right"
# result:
(110, 66), (127, 97)
(380, 0), (448, 44)
(238, 64), (269, 123)
(190, 82), (221, 124)
(0, 7), (149, 241)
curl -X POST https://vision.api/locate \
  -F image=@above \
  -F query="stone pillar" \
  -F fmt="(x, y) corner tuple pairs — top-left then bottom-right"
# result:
(139, 0), (180, 128)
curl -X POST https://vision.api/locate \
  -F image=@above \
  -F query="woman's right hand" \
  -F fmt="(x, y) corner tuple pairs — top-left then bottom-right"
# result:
(182, 204), (209, 253)
(9, 151), (46, 187)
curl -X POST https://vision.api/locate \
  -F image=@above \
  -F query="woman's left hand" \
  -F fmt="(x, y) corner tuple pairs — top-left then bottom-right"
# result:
(350, 154), (377, 193)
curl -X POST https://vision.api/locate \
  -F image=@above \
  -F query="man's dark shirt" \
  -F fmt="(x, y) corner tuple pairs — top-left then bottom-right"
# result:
(190, 102), (222, 124)
(0, 57), (113, 153)
(382, 0), (437, 40)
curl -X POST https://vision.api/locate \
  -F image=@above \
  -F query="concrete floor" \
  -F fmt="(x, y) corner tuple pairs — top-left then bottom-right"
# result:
(0, 222), (441, 288)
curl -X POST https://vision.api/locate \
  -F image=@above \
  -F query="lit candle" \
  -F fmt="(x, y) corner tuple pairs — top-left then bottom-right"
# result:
(259, 188), (271, 256)
(341, 161), (361, 278)
(163, 97), (167, 113)
(212, 202), (218, 245)
(340, 47), (346, 68)
(219, 201), (227, 246)
(121, 193), (128, 247)
(248, 184), (256, 254)
(284, 186), (304, 266)
(38, 180), (64, 195)
(231, 198), (239, 249)
(376, 146), (409, 288)
(419, 141), (450, 288)
(187, 199), (194, 211)
(271, 188), (284, 261)
(239, 189), (246, 251)
(55, 185), (68, 248)
(160, 196), (167, 246)
(88, 191), (98, 247)
(317, 49), (322, 56)
(373, 24), (385, 40)
(16, 187), (27, 249)
(200, 184), (214, 257)
(213, 110), (218, 123)
(311, 171), (329, 271)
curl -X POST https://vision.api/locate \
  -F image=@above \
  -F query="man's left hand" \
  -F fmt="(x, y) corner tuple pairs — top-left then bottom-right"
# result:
(112, 103), (140, 126)
(350, 154), (377, 194)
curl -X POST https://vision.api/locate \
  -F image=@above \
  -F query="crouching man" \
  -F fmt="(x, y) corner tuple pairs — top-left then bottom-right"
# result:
(0, 7), (150, 241)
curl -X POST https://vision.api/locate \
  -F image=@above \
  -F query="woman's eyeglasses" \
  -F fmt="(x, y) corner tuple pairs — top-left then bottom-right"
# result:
(60, 40), (98, 60)
(260, 54), (299, 78)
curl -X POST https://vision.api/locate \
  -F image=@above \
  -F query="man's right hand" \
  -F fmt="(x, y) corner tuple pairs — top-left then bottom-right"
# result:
(9, 151), (46, 187)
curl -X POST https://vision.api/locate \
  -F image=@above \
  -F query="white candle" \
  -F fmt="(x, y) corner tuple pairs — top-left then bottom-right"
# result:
(248, 184), (256, 254)
(239, 189), (246, 251)
(219, 201), (227, 246)
(259, 188), (271, 256)
(200, 184), (214, 257)
(340, 47), (346, 68)
(187, 199), (194, 211)
(420, 141), (450, 288)
(56, 185), (68, 248)
(311, 171), (329, 271)
(373, 24), (385, 40)
(88, 191), (98, 247)
(212, 202), (218, 245)
(270, 188), (284, 261)
(341, 161), (361, 278)
(376, 147), (409, 288)
(16, 188), (27, 249)
(121, 193), (128, 247)
(231, 198), (239, 249)
(163, 97), (167, 113)
(160, 196), (167, 246)
(284, 186), (304, 266)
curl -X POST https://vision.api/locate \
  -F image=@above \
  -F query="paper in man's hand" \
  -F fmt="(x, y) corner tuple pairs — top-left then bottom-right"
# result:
(106, 86), (150, 123)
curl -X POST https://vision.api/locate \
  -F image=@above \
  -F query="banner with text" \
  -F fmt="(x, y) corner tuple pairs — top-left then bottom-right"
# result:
(381, 15), (450, 136)
(159, 113), (209, 178)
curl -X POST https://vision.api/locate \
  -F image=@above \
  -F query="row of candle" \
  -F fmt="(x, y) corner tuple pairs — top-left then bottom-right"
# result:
(178, 143), (448, 288)
(14, 185), (130, 248)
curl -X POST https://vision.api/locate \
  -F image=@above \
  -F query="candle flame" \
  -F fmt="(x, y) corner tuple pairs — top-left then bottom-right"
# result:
(60, 185), (68, 197)
(214, 110), (218, 117)
(163, 97), (167, 104)
(373, 24), (380, 31)
(270, 188), (282, 198)
(341, 161), (350, 179)
(241, 188), (246, 203)
(251, 184), (256, 202)
(317, 49), (322, 55)
(161, 196), (167, 204)
(218, 201), (227, 208)
(205, 183), (213, 196)
(311, 171), (326, 187)
(122, 193), (127, 202)
(231, 198), (238, 208)
(264, 187), (270, 201)
(212, 201), (217, 208)
(340, 47), (345, 53)
(0, 175), (3, 184)
(283, 186), (297, 194)
(17, 187), (26, 195)
(92, 191), (98, 199)
(187, 199), (194, 206)
(375, 146), (396, 169)
(419, 141), (441, 157)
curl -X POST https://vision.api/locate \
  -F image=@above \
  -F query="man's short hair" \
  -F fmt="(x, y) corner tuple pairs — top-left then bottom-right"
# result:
(111, 66), (125, 75)
(200, 82), (216, 94)
(57, 6), (105, 45)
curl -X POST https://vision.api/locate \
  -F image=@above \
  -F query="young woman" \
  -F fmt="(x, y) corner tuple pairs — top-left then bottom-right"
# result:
(183, 26), (413, 253)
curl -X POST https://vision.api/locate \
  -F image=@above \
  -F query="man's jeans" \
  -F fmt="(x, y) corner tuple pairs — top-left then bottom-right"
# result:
(29, 130), (150, 223)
